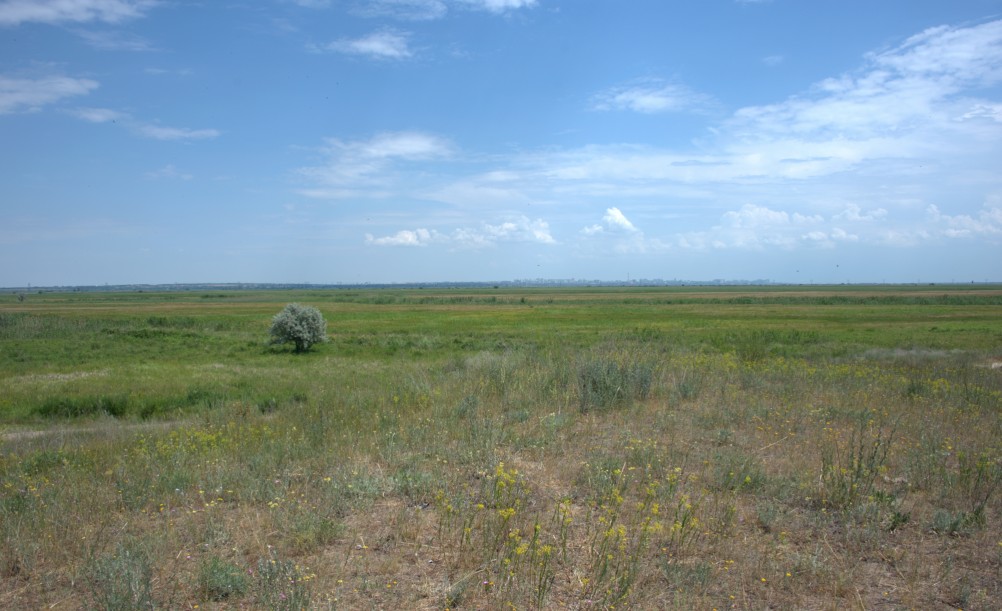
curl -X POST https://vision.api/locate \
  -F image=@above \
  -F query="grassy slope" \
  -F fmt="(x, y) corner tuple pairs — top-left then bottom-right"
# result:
(1, 286), (1000, 609)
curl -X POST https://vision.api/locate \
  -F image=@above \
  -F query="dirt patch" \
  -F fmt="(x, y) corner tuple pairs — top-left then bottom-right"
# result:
(0, 419), (179, 444)
(6, 369), (109, 385)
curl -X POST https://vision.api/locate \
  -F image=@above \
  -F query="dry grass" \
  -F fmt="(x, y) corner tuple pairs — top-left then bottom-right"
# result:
(1, 288), (1001, 609)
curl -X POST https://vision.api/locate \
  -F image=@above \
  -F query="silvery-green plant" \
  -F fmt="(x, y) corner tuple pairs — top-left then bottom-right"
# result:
(269, 303), (327, 352)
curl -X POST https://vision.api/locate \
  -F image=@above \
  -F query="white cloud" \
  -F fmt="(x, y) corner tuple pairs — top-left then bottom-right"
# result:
(70, 106), (124, 123)
(458, 0), (537, 13)
(356, 0), (447, 20)
(477, 216), (555, 245)
(927, 203), (1002, 238)
(834, 204), (888, 222)
(960, 103), (1002, 122)
(75, 28), (155, 51)
(870, 21), (1002, 85)
(603, 207), (638, 232)
(0, 0), (156, 26)
(314, 30), (413, 59)
(299, 131), (452, 193)
(134, 124), (219, 141)
(145, 164), (192, 180)
(367, 216), (554, 248)
(0, 75), (98, 114)
(673, 204), (833, 250)
(723, 204), (822, 228)
(592, 79), (714, 114)
(730, 20), (1002, 147)
(578, 207), (668, 255)
(366, 228), (438, 246)
(300, 21), (1002, 260)
(71, 107), (220, 141)
(287, 0), (331, 8)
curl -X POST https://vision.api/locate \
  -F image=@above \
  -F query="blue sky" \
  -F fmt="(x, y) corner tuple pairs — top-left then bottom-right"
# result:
(2, 0), (1001, 286)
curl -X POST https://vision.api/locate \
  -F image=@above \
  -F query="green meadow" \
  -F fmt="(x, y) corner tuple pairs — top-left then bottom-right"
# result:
(2, 285), (1001, 609)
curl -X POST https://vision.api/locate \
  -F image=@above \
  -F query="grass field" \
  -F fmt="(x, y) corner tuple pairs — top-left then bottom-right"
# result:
(2, 285), (1001, 609)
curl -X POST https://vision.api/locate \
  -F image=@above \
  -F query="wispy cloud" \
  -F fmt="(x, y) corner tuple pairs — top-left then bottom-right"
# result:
(0, 216), (135, 245)
(0, 0), (157, 26)
(75, 28), (155, 51)
(286, 0), (331, 8)
(312, 30), (414, 59)
(305, 20), (1002, 258)
(591, 78), (715, 114)
(145, 164), (192, 180)
(355, 0), (447, 21)
(458, 0), (537, 13)
(299, 131), (453, 196)
(0, 75), (98, 114)
(71, 107), (220, 141)
(298, 0), (532, 20)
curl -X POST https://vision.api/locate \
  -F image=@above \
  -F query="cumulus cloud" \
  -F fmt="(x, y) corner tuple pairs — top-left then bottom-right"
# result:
(927, 203), (1002, 238)
(366, 228), (438, 246)
(672, 204), (835, 250)
(367, 216), (554, 248)
(0, 75), (98, 114)
(313, 30), (413, 59)
(595, 207), (639, 233)
(583, 208), (640, 235)
(834, 204), (888, 222)
(0, 0), (157, 26)
(591, 78), (714, 114)
(70, 107), (220, 141)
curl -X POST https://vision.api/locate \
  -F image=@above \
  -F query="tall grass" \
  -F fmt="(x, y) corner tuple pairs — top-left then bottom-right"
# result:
(1, 286), (1001, 608)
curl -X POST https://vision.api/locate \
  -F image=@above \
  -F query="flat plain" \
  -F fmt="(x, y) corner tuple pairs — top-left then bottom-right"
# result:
(1, 285), (1001, 609)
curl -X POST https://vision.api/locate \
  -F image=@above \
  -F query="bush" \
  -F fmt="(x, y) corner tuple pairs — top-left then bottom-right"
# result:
(269, 303), (327, 353)
(199, 556), (249, 601)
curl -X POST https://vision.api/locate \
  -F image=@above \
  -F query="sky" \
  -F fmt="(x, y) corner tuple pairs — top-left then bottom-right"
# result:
(2, 0), (1002, 286)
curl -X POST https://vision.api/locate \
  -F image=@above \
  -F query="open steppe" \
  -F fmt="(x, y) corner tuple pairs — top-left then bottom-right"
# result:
(1, 285), (1000, 609)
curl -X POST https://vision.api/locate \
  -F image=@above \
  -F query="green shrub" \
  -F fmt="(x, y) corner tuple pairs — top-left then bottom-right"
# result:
(269, 303), (327, 353)
(199, 556), (249, 601)
(86, 542), (156, 610)
(577, 357), (653, 412)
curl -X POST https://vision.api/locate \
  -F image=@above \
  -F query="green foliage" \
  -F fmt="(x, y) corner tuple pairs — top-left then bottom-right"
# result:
(253, 550), (314, 609)
(86, 541), (156, 610)
(269, 303), (327, 353)
(199, 556), (248, 601)
(577, 356), (653, 412)
(819, 410), (896, 511)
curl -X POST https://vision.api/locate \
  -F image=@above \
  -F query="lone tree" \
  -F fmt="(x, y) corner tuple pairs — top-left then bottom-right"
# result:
(269, 303), (327, 352)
